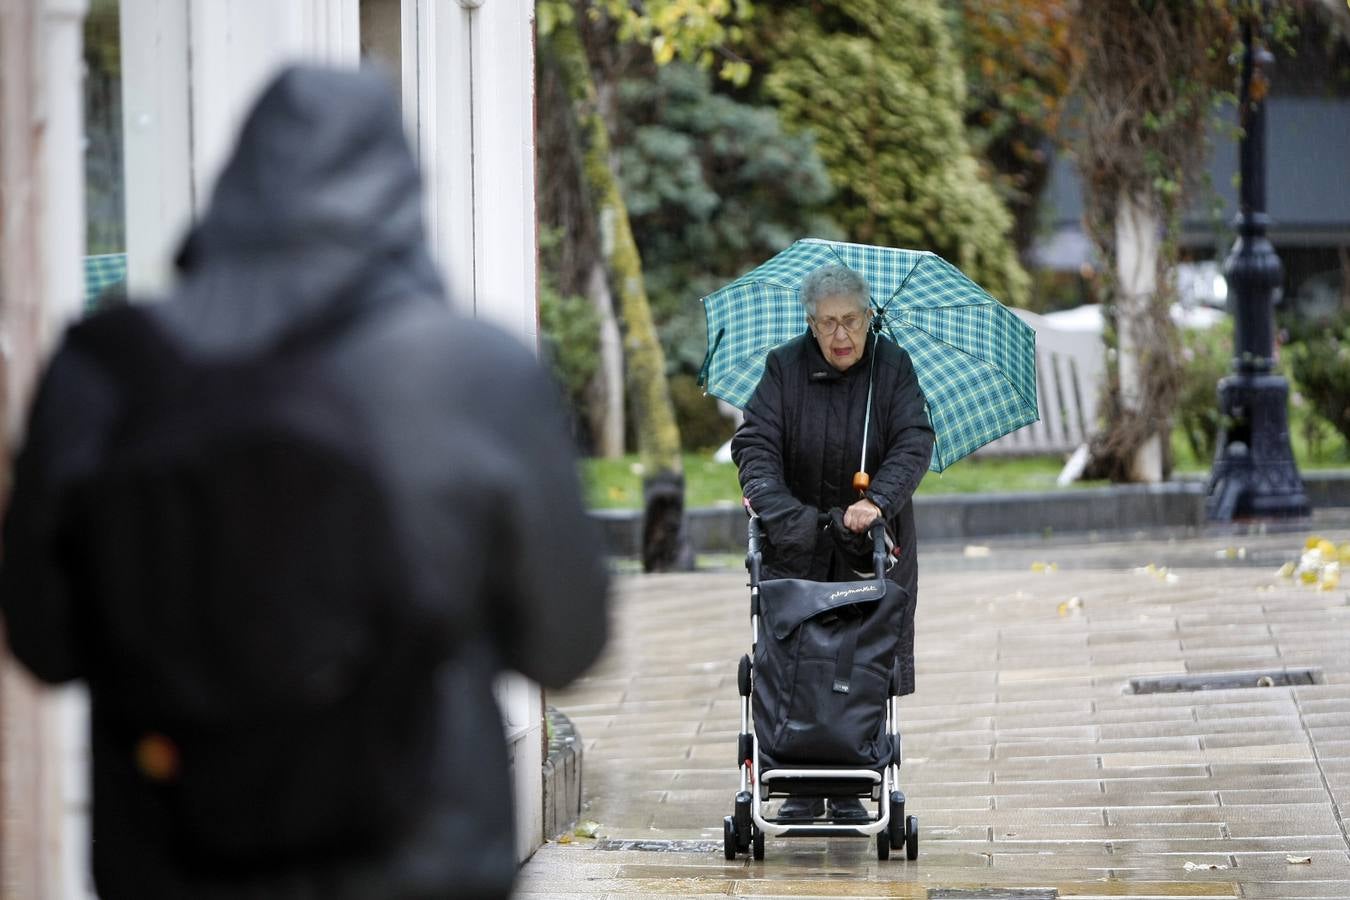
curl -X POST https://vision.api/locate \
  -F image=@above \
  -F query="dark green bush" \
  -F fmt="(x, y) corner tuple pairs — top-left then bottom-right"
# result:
(1287, 321), (1350, 446)
(539, 282), (600, 433)
(1174, 319), (1232, 464)
(668, 374), (735, 452)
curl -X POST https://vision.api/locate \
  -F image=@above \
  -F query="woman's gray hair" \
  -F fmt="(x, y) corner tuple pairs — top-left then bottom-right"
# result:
(800, 265), (871, 317)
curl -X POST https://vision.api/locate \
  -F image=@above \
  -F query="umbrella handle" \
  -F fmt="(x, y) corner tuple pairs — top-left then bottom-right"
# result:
(853, 471), (870, 493)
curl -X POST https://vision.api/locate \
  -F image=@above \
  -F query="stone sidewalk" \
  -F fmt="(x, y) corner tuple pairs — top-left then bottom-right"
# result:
(518, 526), (1350, 899)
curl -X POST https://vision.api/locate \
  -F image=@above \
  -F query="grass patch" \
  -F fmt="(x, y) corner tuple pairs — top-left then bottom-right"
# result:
(583, 454), (742, 510)
(582, 453), (1109, 510)
(1170, 408), (1349, 474)
(583, 408), (1349, 511)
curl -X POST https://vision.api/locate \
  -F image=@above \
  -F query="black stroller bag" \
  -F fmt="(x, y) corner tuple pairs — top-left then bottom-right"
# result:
(753, 575), (906, 769)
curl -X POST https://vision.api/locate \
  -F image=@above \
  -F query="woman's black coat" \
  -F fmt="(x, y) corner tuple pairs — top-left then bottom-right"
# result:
(731, 331), (934, 695)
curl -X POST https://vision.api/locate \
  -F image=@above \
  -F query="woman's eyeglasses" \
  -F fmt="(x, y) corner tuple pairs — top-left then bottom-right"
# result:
(811, 313), (870, 336)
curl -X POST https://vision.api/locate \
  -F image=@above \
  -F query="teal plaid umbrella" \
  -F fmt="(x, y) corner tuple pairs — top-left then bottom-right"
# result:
(699, 238), (1038, 472)
(84, 253), (127, 310)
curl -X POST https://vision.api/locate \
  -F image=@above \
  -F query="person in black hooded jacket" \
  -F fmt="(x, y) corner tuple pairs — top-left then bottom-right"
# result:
(0, 67), (607, 899)
(731, 264), (934, 821)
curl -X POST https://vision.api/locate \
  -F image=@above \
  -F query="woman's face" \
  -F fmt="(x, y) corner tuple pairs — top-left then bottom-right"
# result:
(810, 293), (871, 372)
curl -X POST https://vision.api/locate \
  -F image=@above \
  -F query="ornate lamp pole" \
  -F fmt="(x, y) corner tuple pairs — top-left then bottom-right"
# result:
(1205, 11), (1308, 521)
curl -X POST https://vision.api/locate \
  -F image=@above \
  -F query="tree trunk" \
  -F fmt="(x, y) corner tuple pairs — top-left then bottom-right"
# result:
(585, 261), (626, 458)
(550, 9), (689, 571)
(1114, 189), (1164, 483)
(535, 33), (626, 460)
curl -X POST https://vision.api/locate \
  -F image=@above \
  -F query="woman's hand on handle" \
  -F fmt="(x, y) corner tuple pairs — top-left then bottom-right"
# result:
(843, 498), (882, 533)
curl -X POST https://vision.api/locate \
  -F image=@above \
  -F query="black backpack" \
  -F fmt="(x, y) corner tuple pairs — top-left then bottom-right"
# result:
(753, 574), (905, 769)
(63, 303), (439, 867)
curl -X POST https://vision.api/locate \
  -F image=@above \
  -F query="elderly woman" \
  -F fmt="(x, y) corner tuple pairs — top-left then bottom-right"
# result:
(731, 264), (934, 821)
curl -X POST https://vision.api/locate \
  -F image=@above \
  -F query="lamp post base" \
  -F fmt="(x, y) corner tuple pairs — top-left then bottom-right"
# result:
(1205, 373), (1309, 521)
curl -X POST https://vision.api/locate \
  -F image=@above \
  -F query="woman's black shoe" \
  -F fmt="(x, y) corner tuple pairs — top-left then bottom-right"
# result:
(777, 797), (824, 820)
(827, 797), (869, 821)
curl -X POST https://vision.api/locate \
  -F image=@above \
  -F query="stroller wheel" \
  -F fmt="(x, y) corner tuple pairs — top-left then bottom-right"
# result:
(905, 815), (919, 860)
(723, 816), (737, 860)
(888, 792), (906, 849)
(876, 830), (890, 860)
(752, 826), (765, 860)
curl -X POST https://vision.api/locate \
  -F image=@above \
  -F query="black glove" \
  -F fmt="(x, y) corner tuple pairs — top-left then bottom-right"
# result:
(827, 507), (873, 569)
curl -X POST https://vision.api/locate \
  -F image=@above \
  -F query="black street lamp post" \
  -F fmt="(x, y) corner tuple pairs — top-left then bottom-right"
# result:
(1205, 14), (1308, 521)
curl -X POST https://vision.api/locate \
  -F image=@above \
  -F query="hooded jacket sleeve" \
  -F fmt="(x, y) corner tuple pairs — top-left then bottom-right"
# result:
(864, 347), (934, 517)
(487, 348), (609, 689)
(0, 347), (111, 684)
(730, 350), (820, 558)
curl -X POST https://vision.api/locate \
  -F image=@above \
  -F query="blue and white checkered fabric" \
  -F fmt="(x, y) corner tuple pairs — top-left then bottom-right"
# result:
(701, 238), (1038, 472)
(84, 253), (127, 310)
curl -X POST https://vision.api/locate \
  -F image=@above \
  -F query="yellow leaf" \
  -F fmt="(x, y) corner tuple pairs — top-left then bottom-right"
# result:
(652, 36), (675, 66)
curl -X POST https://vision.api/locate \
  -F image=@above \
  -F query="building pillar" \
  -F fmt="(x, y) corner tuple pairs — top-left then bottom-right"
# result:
(0, 2), (89, 898)
(400, 0), (543, 860)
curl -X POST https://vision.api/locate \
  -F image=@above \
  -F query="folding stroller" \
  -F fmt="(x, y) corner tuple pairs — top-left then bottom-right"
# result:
(723, 514), (918, 861)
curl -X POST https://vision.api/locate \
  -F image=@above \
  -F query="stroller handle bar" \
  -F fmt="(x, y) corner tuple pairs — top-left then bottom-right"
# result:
(746, 512), (889, 584)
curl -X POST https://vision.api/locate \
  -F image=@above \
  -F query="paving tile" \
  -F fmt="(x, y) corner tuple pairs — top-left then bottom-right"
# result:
(526, 531), (1350, 897)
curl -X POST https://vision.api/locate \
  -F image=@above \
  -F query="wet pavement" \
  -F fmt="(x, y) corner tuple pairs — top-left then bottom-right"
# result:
(518, 526), (1350, 899)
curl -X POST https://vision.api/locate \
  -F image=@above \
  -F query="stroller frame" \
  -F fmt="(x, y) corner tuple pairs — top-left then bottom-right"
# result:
(723, 514), (918, 861)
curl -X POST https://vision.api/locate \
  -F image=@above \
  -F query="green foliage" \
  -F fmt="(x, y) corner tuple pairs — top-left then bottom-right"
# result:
(668, 373), (735, 451)
(1174, 319), (1233, 463)
(953, 0), (1076, 252)
(538, 228), (601, 429)
(1287, 319), (1350, 447)
(539, 284), (601, 422)
(539, 0), (753, 84)
(1168, 318), (1350, 473)
(754, 0), (1030, 307)
(615, 63), (840, 373)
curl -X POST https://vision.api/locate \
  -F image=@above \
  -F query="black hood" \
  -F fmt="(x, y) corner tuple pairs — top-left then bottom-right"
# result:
(156, 65), (441, 354)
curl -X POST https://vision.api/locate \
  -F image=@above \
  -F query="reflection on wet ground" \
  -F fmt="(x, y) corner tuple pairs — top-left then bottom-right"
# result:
(519, 527), (1350, 898)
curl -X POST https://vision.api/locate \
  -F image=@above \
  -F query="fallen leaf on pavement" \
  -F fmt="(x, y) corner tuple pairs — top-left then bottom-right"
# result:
(1285, 855), (1312, 864)
(574, 820), (601, 839)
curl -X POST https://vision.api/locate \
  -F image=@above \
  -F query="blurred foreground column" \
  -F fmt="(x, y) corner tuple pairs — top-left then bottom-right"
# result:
(0, 1), (89, 898)
(397, 0), (545, 861)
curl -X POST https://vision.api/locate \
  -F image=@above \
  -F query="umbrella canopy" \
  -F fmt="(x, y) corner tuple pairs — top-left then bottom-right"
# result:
(700, 238), (1038, 472)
